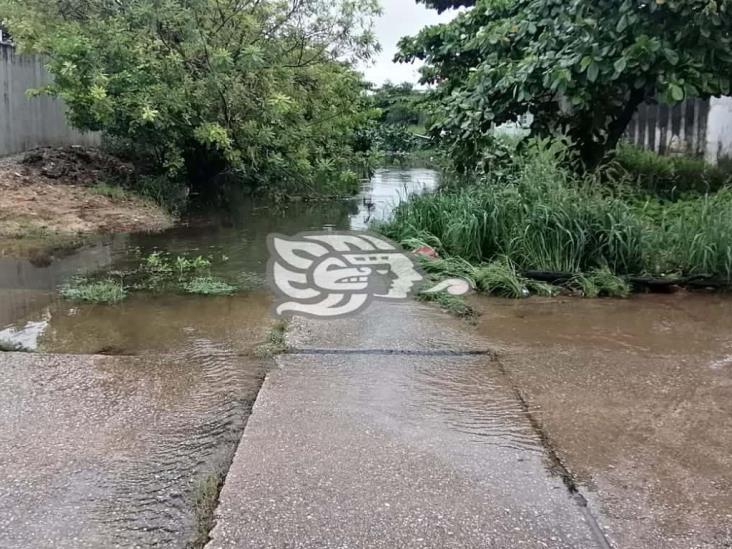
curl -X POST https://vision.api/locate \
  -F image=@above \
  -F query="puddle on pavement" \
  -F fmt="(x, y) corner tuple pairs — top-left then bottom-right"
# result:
(0, 168), (438, 548)
(470, 294), (732, 548)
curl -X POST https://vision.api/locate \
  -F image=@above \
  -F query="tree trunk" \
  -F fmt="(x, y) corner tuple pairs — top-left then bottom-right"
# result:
(579, 88), (647, 170)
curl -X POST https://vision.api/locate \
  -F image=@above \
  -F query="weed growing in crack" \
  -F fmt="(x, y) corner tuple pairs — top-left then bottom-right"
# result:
(190, 471), (224, 549)
(254, 320), (289, 357)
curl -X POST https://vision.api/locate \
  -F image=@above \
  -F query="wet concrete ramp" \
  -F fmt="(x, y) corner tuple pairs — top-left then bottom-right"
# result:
(0, 350), (266, 548)
(209, 303), (606, 548)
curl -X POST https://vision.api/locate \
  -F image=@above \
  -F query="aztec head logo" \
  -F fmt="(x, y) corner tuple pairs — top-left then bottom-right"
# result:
(267, 231), (470, 318)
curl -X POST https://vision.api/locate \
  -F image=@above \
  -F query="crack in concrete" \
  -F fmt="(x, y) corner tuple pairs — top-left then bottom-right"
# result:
(287, 348), (497, 357)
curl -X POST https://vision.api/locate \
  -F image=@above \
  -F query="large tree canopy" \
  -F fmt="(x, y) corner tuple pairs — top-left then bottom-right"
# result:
(399, 0), (732, 170)
(1, 0), (380, 193)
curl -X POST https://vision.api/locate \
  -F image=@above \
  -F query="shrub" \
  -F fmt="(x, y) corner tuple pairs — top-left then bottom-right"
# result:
(614, 143), (732, 197)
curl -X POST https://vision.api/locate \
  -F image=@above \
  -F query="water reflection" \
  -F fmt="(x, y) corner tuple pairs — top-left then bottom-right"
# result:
(350, 167), (438, 229)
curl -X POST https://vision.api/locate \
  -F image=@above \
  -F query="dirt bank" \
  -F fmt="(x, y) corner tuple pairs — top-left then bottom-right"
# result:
(0, 147), (173, 258)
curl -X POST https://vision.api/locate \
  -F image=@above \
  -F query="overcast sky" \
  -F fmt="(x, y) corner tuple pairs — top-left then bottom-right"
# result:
(361, 0), (457, 86)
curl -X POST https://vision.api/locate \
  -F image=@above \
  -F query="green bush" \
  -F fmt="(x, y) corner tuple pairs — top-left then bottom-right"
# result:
(614, 143), (732, 197)
(4, 0), (380, 198)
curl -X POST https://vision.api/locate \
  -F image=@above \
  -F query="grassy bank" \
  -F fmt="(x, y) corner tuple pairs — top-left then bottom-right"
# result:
(377, 140), (732, 298)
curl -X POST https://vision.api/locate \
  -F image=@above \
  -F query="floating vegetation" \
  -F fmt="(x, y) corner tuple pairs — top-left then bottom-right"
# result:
(184, 277), (237, 296)
(238, 272), (267, 291)
(60, 278), (128, 304)
(59, 252), (248, 302)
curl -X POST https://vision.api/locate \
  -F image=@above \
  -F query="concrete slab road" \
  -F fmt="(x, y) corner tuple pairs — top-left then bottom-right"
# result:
(209, 302), (608, 548)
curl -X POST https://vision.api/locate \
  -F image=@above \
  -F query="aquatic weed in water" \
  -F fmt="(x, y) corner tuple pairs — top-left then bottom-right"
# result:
(60, 278), (128, 304)
(184, 277), (237, 296)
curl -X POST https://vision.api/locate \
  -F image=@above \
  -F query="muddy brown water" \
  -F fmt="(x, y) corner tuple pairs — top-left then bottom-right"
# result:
(0, 168), (438, 548)
(471, 294), (732, 548)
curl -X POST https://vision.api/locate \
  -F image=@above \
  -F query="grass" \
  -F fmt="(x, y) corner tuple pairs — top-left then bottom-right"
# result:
(184, 277), (237, 296)
(90, 182), (130, 200)
(473, 258), (529, 298)
(254, 320), (288, 357)
(377, 138), (732, 297)
(568, 268), (631, 298)
(60, 278), (128, 303)
(416, 291), (477, 320)
(190, 471), (224, 549)
(613, 142), (731, 197)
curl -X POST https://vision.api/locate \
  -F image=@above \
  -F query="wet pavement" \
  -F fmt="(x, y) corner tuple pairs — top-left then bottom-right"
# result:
(471, 294), (732, 548)
(208, 302), (609, 548)
(0, 349), (268, 548)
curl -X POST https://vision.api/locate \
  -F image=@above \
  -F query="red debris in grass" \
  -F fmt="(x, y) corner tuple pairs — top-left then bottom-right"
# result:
(413, 245), (439, 260)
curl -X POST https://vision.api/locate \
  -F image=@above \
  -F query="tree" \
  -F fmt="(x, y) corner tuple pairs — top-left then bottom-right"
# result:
(1, 0), (380, 194)
(370, 81), (426, 126)
(399, 0), (732, 170)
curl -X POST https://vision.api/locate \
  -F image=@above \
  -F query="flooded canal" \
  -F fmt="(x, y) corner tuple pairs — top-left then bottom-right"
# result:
(0, 168), (438, 548)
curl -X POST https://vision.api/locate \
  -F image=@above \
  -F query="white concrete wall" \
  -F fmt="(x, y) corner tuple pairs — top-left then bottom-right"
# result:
(705, 96), (732, 165)
(0, 44), (100, 157)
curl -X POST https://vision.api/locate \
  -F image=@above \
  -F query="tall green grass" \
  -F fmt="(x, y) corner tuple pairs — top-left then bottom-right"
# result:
(378, 139), (732, 287)
(613, 142), (732, 197)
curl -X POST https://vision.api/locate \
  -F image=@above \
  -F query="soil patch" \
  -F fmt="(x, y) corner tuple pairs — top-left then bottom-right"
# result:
(0, 147), (173, 258)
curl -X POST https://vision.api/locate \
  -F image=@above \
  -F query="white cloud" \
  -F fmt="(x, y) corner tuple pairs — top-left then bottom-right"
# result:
(361, 0), (457, 86)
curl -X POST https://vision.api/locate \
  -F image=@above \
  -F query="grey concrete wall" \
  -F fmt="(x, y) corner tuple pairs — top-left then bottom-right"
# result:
(625, 98), (709, 158)
(704, 96), (732, 165)
(624, 96), (732, 165)
(0, 43), (100, 157)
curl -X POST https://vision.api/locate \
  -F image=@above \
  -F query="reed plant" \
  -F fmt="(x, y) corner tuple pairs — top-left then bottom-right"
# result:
(379, 139), (732, 296)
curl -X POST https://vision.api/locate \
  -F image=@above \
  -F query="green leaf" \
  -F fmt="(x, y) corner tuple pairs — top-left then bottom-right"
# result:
(664, 48), (679, 66)
(669, 84), (684, 101)
(616, 15), (628, 33)
(587, 62), (600, 83)
(613, 58), (627, 74)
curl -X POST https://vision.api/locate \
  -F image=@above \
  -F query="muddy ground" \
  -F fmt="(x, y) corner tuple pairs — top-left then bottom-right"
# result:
(0, 147), (173, 258)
